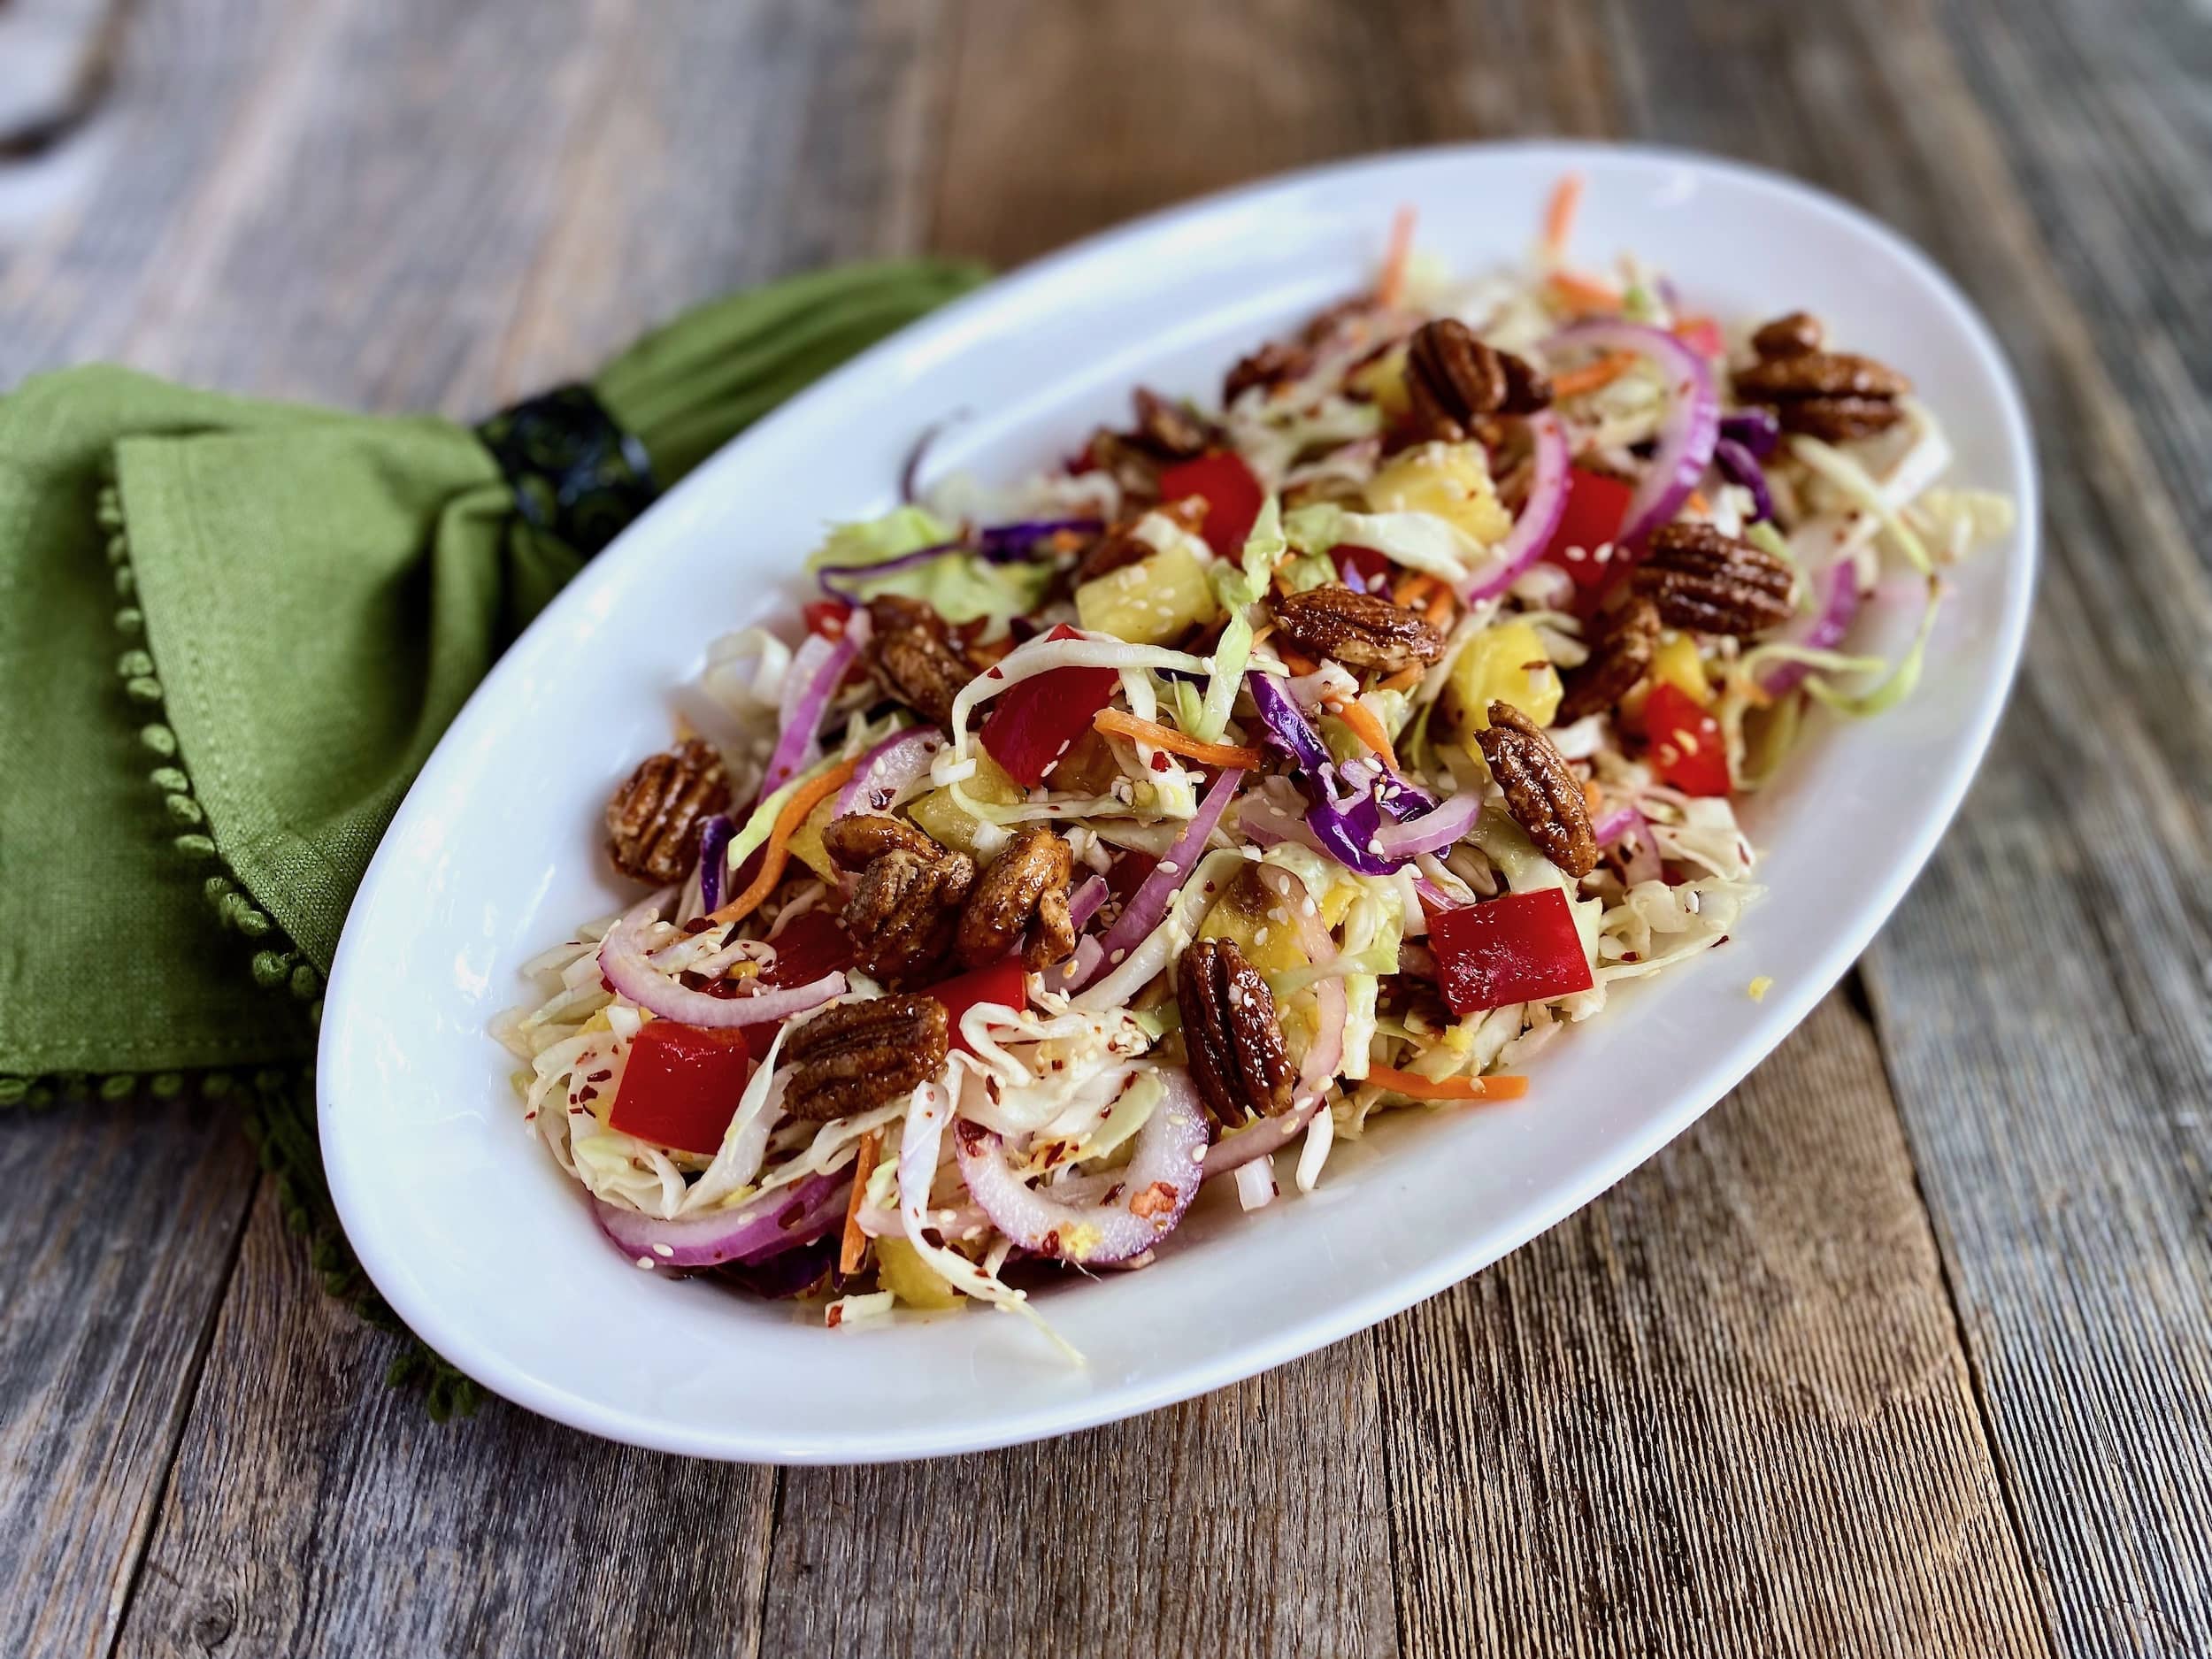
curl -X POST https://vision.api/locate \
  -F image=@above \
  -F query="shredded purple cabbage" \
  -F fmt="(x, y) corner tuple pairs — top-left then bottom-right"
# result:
(817, 519), (1098, 603)
(1244, 672), (1412, 874)
(975, 518), (1102, 559)
(695, 814), (734, 912)
(1713, 436), (1775, 522)
(1719, 407), (1781, 459)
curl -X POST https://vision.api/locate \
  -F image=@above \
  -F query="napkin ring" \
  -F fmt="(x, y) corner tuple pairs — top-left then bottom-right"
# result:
(477, 384), (657, 558)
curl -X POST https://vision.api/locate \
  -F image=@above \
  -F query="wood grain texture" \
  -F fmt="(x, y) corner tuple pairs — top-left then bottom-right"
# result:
(1376, 994), (2049, 1658)
(0, 1102), (258, 1659)
(111, 1184), (777, 1659)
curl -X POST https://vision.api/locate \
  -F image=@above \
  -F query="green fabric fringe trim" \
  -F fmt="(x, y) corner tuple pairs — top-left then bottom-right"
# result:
(0, 483), (480, 1421)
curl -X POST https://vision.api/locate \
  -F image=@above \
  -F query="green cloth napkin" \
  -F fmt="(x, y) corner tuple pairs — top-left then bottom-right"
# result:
(0, 260), (983, 1410)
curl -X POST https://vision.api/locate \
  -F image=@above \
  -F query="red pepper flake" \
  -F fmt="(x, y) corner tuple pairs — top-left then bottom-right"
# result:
(1148, 751), (1171, 772)
(987, 665), (1004, 680)
(826, 1304), (844, 1329)
(681, 917), (715, 935)
(1041, 1229), (1062, 1256)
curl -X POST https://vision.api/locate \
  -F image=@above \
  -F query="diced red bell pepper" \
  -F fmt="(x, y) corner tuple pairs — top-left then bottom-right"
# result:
(803, 599), (852, 640)
(1641, 682), (1732, 796)
(1157, 451), (1263, 559)
(1429, 888), (1594, 1015)
(979, 624), (1119, 787)
(738, 910), (857, 1054)
(607, 1022), (755, 1156)
(926, 957), (1031, 1056)
(1332, 544), (1395, 593)
(1542, 466), (1637, 590)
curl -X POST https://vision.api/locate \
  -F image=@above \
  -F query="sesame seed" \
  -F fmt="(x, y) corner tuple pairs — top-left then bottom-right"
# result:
(653, 1243), (674, 1257)
(634, 1256), (656, 1270)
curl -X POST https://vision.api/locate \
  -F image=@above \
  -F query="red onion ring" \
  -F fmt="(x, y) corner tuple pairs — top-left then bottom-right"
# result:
(1063, 767), (1243, 993)
(599, 902), (846, 1028)
(1464, 411), (1571, 601)
(1544, 320), (1719, 548)
(1758, 559), (1862, 695)
(1591, 803), (1642, 846)
(594, 1170), (848, 1270)
(952, 1068), (1210, 1263)
(760, 615), (868, 798)
(1372, 787), (1484, 859)
(834, 726), (944, 818)
(1067, 874), (1109, 932)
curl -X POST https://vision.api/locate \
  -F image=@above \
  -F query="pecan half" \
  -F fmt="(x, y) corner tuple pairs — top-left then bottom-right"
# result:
(1178, 938), (1294, 1127)
(1405, 319), (1553, 440)
(1475, 702), (1597, 878)
(1632, 522), (1796, 637)
(1556, 596), (1661, 725)
(783, 994), (949, 1122)
(1734, 334), (1910, 441)
(604, 737), (729, 885)
(957, 827), (1076, 970)
(1130, 388), (1213, 460)
(825, 813), (974, 987)
(1750, 311), (1823, 358)
(866, 595), (976, 728)
(1270, 586), (1446, 674)
(1223, 340), (1313, 409)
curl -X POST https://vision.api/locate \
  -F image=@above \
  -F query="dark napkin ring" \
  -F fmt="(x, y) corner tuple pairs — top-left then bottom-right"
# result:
(476, 384), (657, 558)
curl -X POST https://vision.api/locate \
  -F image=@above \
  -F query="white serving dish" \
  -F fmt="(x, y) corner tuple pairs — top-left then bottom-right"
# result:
(320, 142), (2037, 1463)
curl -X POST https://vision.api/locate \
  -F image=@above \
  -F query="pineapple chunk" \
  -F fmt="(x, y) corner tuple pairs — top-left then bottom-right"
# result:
(906, 754), (1024, 860)
(786, 795), (842, 882)
(876, 1237), (964, 1310)
(1075, 541), (1221, 646)
(1348, 342), (1413, 424)
(1443, 619), (1563, 732)
(1363, 441), (1514, 547)
(1197, 868), (1313, 974)
(1651, 631), (1713, 705)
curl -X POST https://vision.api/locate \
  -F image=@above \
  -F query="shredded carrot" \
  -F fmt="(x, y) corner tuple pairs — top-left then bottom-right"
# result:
(1094, 709), (1263, 769)
(1543, 173), (1584, 261)
(1377, 665), (1424, 694)
(1392, 571), (1436, 609)
(1548, 269), (1624, 315)
(1583, 780), (1603, 816)
(1323, 695), (1401, 775)
(705, 757), (860, 926)
(1421, 583), (1455, 632)
(1276, 642), (1320, 677)
(1376, 204), (1417, 307)
(1685, 488), (1710, 515)
(839, 1130), (881, 1274)
(1368, 1065), (1531, 1102)
(1551, 349), (1640, 399)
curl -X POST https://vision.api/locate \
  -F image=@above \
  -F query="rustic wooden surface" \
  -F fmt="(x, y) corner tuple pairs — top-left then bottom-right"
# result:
(1, 1), (2205, 1655)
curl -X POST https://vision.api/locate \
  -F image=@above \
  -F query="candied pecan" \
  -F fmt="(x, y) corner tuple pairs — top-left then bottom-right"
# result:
(1750, 311), (1823, 358)
(1130, 388), (1213, 460)
(604, 737), (728, 885)
(1734, 345), (1910, 440)
(1178, 939), (1294, 1127)
(783, 995), (949, 1122)
(1270, 586), (1446, 674)
(1632, 522), (1796, 637)
(1077, 497), (1208, 584)
(1223, 340), (1312, 408)
(1556, 596), (1661, 725)
(826, 815), (974, 987)
(866, 595), (976, 728)
(956, 827), (1076, 970)
(1084, 427), (1164, 505)
(1475, 702), (1597, 879)
(1405, 319), (1553, 440)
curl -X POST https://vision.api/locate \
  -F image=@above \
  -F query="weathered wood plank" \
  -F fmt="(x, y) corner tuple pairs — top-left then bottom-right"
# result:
(1570, 0), (2212, 1648)
(0, 1100), (259, 1659)
(1377, 994), (2051, 1658)
(112, 1184), (778, 1659)
(762, 1351), (1402, 1658)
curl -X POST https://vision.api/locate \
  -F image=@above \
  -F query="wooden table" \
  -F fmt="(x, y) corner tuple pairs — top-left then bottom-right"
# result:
(3, 2), (2206, 1654)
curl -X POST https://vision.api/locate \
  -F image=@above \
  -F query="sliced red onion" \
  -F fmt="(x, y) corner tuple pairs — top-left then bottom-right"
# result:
(900, 413), (964, 503)
(1591, 803), (1642, 847)
(952, 1068), (1210, 1263)
(1067, 874), (1109, 931)
(834, 726), (944, 818)
(1622, 827), (1663, 887)
(1067, 766), (1242, 992)
(599, 902), (846, 1028)
(815, 539), (967, 603)
(695, 814), (734, 913)
(1759, 559), (1863, 695)
(594, 1170), (847, 1271)
(761, 623), (864, 798)
(1398, 941), (1440, 980)
(1714, 435), (1774, 522)
(1372, 788), (1484, 859)
(1464, 411), (1571, 600)
(1546, 319), (1718, 548)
